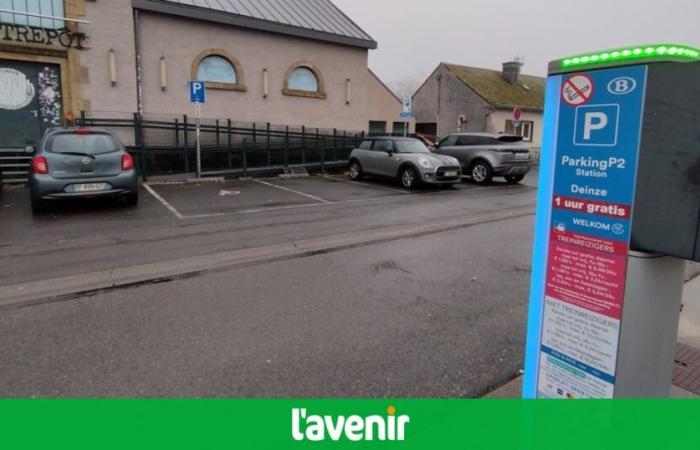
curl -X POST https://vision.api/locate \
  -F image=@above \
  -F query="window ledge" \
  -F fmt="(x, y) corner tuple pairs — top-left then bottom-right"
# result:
(205, 81), (247, 92)
(282, 88), (326, 99)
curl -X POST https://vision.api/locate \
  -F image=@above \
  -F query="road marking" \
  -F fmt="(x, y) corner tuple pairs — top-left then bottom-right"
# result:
(252, 178), (332, 204)
(322, 174), (411, 194)
(143, 183), (185, 219)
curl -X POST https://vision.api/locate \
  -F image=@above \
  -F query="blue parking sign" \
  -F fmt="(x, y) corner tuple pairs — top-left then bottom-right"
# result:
(573, 104), (620, 146)
(189, 80), (206, 104)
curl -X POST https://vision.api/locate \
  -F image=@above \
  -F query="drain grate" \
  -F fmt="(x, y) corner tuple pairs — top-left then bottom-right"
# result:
(673, 344), (700, 395)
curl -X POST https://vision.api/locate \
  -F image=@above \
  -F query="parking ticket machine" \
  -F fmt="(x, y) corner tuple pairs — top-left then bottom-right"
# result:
(523, 45), (700, 398)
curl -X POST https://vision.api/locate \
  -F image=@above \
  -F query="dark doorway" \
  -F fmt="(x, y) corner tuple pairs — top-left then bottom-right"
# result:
(0, 59), (63, 149)
(416, 122), (438, 137)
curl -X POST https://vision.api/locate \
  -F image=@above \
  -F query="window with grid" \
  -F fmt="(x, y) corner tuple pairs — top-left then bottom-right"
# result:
(0, 0), (65, 29)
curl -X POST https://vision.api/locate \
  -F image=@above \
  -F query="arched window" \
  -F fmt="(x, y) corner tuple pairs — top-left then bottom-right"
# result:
(283, 62), (326, 99)
(288, 67), (318, 92)
(197, 56), (237, 84)
(191, 49), (246, 92)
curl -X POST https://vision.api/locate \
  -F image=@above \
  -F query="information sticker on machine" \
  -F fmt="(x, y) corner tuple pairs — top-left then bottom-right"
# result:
(536, 66), (648, 399)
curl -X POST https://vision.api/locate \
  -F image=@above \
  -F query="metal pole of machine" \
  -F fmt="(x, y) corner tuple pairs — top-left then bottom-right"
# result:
(195, 101), (202, 179)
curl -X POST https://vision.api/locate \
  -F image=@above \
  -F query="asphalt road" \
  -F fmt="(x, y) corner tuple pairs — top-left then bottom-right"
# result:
(0, 171), (539, 397)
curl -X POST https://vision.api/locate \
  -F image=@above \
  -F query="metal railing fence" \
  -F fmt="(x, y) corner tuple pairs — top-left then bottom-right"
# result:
(78, 111), (366, 181)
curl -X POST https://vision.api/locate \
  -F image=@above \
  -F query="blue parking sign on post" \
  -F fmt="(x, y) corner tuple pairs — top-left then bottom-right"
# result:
(189, 80), (206, 104)
(189, 80), (206, 178)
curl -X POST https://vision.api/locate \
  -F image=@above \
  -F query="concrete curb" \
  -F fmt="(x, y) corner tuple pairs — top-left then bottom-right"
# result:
(0, 206), (535, 309)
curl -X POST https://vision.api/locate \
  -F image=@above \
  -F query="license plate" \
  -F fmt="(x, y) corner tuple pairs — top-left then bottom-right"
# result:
(444, 171), (458, 177)
(73, 183), (109, 193)
(514, 153), (530, 160)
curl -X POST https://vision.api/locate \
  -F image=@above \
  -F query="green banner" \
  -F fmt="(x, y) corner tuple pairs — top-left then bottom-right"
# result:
(0, 399), (697, 449)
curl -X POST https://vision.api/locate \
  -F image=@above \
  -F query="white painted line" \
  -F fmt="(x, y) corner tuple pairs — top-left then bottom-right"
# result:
(252, 178), (332, 204)
(143, 183), (185, 219)
(322, 174), (410, 194)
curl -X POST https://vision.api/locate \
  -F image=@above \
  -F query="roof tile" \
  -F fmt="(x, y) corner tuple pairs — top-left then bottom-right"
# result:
(445, 63), (545, 111)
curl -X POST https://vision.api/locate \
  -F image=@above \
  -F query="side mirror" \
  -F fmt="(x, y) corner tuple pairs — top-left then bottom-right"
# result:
(25, 145), (36, 155)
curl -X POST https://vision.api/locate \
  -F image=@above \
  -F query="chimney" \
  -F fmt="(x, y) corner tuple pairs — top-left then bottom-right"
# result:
(502, 57), (523, 84)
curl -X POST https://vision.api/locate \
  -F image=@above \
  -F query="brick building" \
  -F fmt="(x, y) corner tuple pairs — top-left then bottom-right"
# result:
(0, 0), (409, 150)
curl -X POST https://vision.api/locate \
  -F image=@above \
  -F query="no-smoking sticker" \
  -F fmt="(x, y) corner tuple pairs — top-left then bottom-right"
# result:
(562, 74), (594, 106)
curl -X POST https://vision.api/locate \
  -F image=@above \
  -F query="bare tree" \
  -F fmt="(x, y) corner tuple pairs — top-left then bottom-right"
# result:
(389, 78), (421, 99)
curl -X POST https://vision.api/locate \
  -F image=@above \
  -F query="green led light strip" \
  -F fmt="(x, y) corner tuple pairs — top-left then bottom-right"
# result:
(560, 45), (700, 69)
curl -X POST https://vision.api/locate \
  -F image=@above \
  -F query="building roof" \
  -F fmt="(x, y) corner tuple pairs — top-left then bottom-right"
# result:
(133, 0), (377, 49)
(444, 63), (545, 112)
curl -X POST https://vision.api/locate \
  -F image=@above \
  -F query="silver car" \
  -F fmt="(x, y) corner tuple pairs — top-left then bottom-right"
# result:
(433, 133), (531, 184)
(29, 127), (139, 213)
(348, 137), (461, 189)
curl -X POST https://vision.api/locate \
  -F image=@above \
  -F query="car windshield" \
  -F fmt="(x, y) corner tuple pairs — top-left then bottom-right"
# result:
(395, 140), (430, 154)
(47, 133), (120, 155)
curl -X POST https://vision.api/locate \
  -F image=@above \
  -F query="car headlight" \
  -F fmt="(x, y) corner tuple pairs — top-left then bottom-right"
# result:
(418, 157), (432, 168)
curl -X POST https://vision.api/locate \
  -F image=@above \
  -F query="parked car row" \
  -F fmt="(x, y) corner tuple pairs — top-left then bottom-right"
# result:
(348, 133), (531, 188)
(21, 127), (529, 214)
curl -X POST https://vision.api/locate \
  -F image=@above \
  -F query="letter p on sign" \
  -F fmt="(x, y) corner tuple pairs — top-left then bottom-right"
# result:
(574, 104), (620, 147)
(583, 112), (607, 140)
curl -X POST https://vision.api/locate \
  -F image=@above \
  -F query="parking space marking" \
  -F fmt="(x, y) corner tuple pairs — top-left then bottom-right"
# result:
(252, 179), (332, 204)
(321, 174), (411, 194)
(143, 177), (532, 221)
(143, 183), (185, 219)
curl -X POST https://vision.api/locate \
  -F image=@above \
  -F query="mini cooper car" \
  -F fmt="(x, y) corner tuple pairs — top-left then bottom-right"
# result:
(29, 127), (139, 213)
(348, 137), (461, 189)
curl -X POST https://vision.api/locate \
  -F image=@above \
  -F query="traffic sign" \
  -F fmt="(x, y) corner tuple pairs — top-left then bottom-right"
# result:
(189, 80), (206, 104)
(512, 106), (522, 121)
(400, 112), (414, 121)
(402, 96), (412, 113)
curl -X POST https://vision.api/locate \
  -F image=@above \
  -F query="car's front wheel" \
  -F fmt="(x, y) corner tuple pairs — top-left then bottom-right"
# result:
(399, 166), (419, 190)
(348, 160), (363, 180)
(469, 160), (493, 185)
(505, 174), (525, 184)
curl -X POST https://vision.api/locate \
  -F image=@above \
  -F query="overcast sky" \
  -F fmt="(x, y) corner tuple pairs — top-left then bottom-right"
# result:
(333, 0), (700, 89)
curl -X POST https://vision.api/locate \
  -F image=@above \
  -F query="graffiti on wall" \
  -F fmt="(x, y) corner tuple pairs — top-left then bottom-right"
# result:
(38, 66), (62, 126)
(0, 67), (36, 110)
